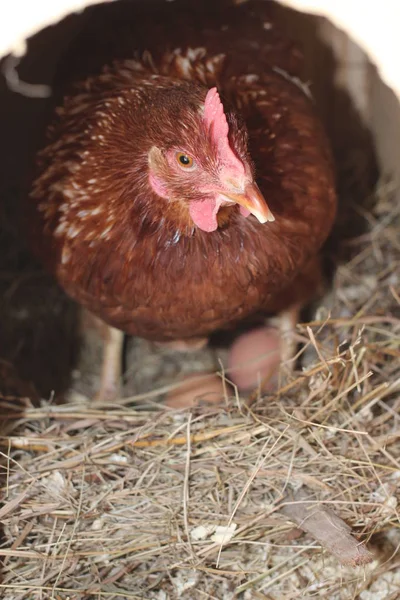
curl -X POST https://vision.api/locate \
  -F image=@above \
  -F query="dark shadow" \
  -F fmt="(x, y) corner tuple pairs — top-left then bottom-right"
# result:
(0, 0), (378, 399)
(272, 3), (379, 259)
(0, 15), (83, 398)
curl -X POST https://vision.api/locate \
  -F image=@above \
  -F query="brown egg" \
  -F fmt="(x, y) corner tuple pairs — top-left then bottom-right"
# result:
(165, 373), (230, 408)
(227, 326), (281, 391)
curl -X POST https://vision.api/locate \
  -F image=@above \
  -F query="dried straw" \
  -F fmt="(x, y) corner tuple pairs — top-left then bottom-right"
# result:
(0, 181), (399, 599)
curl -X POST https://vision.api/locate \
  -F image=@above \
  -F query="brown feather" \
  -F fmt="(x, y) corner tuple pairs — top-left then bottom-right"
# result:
(28, 0), (336, 342)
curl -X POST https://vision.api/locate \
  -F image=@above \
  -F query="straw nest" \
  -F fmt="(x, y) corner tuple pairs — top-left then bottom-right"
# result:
(0, 176), (399, 600)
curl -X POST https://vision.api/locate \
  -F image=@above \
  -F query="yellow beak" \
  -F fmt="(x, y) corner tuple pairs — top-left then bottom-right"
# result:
(222, 181), (274, 224)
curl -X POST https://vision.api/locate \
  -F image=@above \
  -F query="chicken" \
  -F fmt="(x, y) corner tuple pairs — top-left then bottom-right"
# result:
(28, 0), (337, 400)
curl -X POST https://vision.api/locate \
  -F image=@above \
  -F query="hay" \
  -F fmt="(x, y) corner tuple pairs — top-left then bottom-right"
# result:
(0, 180), (399, 599)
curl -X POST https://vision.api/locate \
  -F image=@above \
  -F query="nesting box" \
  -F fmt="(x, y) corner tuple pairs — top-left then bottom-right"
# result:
(0, 2), (399, 599)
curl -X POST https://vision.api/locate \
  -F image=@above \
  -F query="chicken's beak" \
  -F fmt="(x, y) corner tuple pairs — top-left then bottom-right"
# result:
(221, 181), (275, 223)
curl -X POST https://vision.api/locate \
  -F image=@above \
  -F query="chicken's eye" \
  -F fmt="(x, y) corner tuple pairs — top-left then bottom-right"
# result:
(176, 152), (195, 170)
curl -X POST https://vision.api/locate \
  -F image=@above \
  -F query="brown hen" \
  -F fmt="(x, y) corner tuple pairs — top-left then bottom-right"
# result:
(28, 0), (337, 399)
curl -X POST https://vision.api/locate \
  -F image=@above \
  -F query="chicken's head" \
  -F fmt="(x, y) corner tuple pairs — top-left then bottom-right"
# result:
(147, 86), (274, 233)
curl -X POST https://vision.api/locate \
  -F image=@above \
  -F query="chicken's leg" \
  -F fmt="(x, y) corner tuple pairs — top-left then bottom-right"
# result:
(274, 304), (301, 373)
(95, 324), (124, 402)
(79, 309), (124, 402)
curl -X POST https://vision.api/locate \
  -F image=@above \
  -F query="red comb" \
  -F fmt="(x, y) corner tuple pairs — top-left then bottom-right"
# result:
(203, 88), (245, 174)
